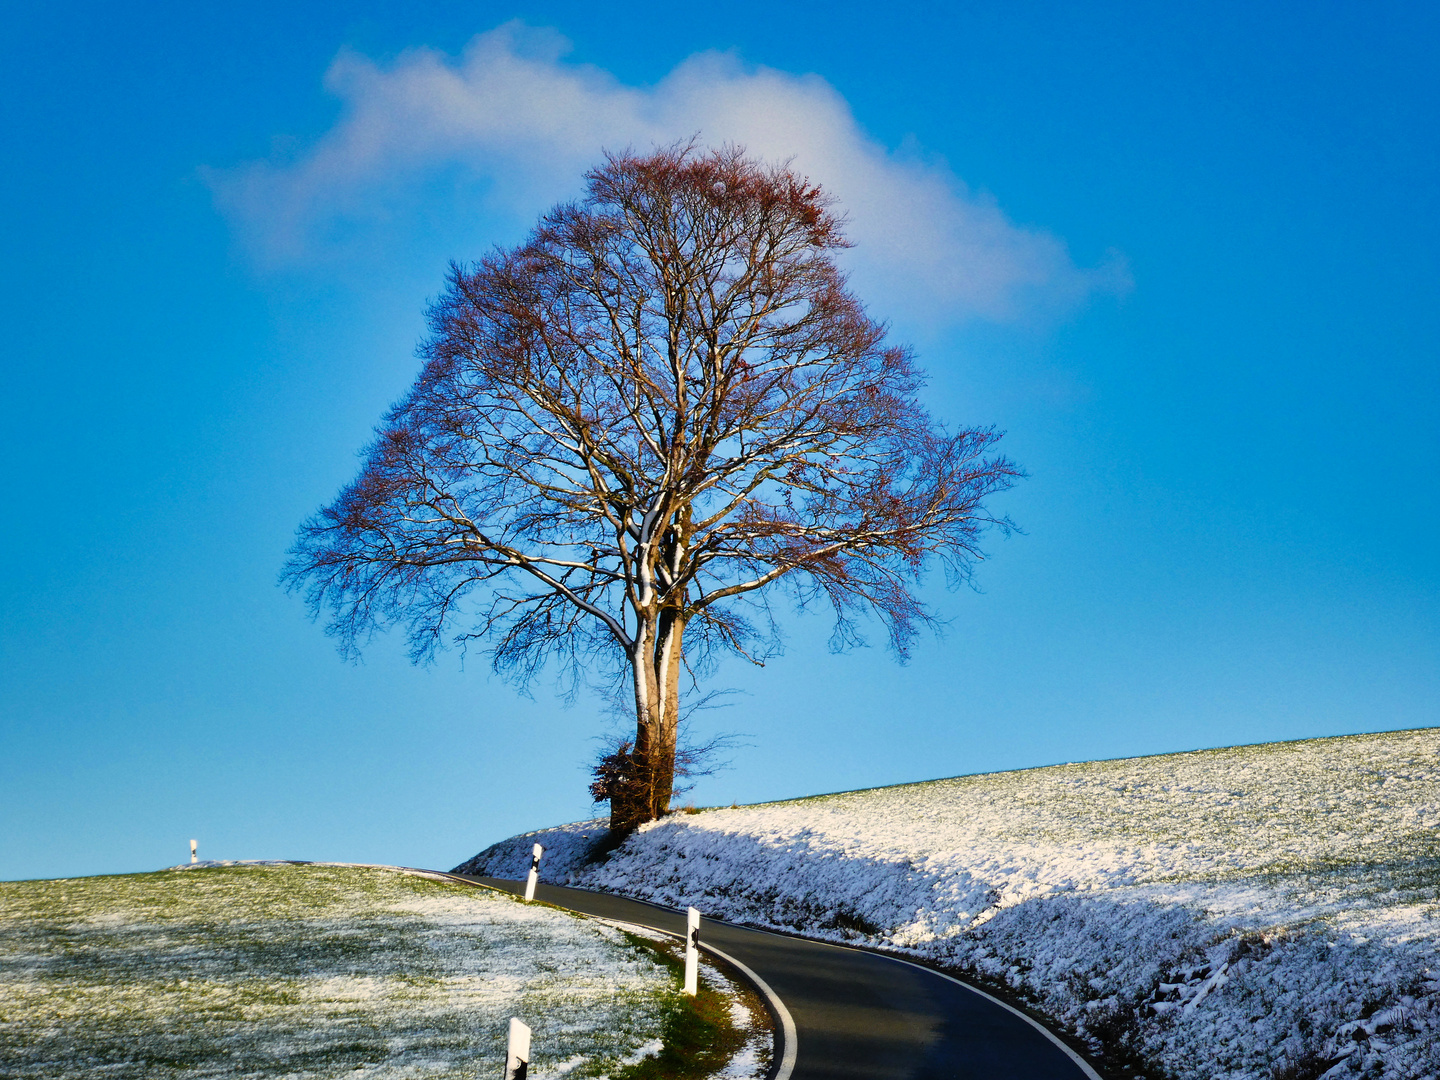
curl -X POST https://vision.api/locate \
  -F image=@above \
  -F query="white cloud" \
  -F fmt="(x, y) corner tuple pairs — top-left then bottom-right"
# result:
(209, 22), (1128, 325)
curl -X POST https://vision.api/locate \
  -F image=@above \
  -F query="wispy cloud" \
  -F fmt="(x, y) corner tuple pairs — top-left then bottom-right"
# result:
(209, 22), (1128, 326)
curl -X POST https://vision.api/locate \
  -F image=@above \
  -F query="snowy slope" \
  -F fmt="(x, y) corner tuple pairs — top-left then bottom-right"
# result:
(458, 728), (1440, 1080)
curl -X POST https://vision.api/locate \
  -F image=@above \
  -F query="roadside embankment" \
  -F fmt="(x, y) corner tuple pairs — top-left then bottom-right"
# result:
(459, 728), (1440, 1080)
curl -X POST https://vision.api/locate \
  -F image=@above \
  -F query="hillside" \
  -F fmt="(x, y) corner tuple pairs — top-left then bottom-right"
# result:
(0, 862), (688, 1079)
(459, 728), (1440, 1080)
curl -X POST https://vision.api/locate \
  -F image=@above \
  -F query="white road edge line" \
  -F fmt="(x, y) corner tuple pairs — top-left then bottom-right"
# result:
(884, 954), (1103, 1080)
(591, 916), (797, 1080)
(703, 942), (798, 1080)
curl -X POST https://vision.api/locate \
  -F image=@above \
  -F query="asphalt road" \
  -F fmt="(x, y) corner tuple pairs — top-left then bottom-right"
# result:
(450, 874), (1101, 1080)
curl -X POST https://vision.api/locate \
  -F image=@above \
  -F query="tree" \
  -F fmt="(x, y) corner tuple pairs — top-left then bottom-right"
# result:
(284, 144), (1022, 833)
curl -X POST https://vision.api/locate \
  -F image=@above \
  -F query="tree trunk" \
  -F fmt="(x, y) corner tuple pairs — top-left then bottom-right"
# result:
(609, 609), (686, 833)
(647, 608), (686, 820)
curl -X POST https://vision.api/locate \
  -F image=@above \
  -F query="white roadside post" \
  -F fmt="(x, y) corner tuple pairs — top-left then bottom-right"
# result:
(190, 839), (197, 864)
(684, 906), (701, 996)
(503, 1017), (531, 1080)
(523, 843), (543, 902)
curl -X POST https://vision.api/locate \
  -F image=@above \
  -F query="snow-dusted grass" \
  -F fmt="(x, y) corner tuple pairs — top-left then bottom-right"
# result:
(0, 863), (679, 1079)
(460, 728), (1440, 1080)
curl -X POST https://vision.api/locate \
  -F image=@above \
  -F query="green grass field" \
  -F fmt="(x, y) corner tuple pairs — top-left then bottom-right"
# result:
(0, 863), (682, 1079)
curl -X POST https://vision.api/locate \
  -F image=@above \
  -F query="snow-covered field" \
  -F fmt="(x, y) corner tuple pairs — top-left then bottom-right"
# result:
(460, 728), (1440, 1080)
(0, 863), (683, 1079)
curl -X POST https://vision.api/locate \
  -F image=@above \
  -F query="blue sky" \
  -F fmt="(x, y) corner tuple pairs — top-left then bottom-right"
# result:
(2, 1), (1436, 882)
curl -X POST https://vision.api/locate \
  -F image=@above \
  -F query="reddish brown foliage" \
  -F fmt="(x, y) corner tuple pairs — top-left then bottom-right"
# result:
(285, 144), (1022, 831)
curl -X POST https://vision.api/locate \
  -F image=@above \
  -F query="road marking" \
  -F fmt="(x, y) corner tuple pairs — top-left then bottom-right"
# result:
(881, 954), (1103, 1080)
(700, 942), (797, 1080)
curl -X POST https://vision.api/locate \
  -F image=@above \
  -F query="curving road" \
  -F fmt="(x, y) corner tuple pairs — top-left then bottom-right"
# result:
(447, 874), (1102, 1080)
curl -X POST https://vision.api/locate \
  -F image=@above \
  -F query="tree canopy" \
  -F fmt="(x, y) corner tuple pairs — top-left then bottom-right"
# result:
(284, 145), (1022, 831)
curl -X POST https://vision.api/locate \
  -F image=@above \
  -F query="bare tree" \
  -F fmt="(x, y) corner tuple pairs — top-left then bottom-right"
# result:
(284, 145), (1022, 833)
